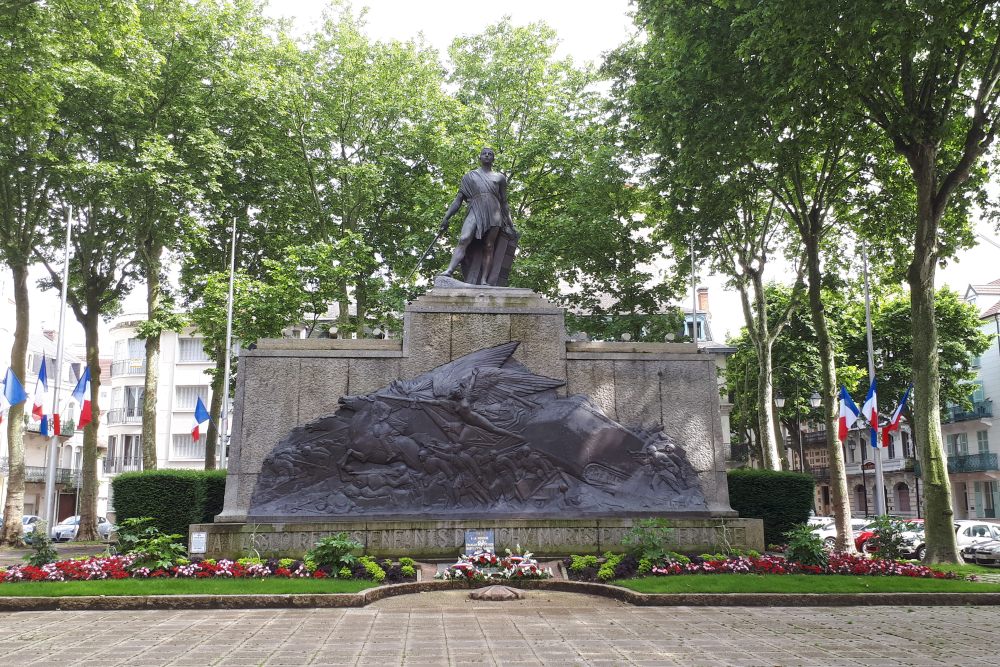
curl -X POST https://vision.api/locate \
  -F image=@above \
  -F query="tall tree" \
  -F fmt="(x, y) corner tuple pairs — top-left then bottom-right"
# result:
(0, 0), (74, 545)
(754, 0), (1000, 563)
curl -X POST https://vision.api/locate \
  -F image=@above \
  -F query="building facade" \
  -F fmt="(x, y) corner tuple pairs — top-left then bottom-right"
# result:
(105, 315), (217, 501)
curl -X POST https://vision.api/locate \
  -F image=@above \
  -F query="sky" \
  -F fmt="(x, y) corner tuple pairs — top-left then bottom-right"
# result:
(5, 0), (999, 354)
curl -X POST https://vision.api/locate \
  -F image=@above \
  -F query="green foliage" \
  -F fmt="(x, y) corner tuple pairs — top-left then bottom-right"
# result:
(864, 515), (910, 561)
(783, 524), (828, 568)
(637, 558), (652, 575)
(727, 469), (815, 546)
(569, 554), (599, 572)
(24, 521), (58, 567)
(111, 470), (227, 539)
(337, 566), (352, 579)
(359, 556), (386, 583)
(398, 557), (415, 568)
(306, 533), (361, 571)
(400, 565), (416, 578)
(597, 554), (623, 582)
(112, 516), (187, 570)
(621, 518), (675, 560)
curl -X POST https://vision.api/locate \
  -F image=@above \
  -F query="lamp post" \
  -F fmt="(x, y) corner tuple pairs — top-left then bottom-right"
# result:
(848, 439), (869, 517)
(773, 373), (822, 473)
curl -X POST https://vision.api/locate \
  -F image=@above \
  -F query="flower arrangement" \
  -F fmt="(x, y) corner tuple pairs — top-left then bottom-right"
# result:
(0, 554), (417, 584)
(435, 546), (552, 582)
(647, 553), (955, 579)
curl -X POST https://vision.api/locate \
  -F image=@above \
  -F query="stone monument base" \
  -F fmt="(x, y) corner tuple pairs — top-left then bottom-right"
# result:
(189, 517), (764, 560)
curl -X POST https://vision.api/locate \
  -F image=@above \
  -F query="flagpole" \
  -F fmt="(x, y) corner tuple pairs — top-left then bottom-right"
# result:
(862, 242), (887, 516)
(218, 217), (237, 470)
(43, 206), (73, 528)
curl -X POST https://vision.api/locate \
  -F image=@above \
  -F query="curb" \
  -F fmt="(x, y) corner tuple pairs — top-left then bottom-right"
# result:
(2, 579), (1000, 611)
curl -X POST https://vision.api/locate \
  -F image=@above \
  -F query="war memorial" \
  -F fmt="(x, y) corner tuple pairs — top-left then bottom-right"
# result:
(191, 148), (764, 559)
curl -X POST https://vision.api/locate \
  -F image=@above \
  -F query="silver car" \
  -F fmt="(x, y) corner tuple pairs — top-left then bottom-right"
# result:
(50, 515), (114, 542)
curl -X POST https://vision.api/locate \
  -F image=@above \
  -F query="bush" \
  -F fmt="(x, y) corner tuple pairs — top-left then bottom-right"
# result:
(727, 469), (814, 546)
(784, 524), (828, 567)
(864, 515), (909, 560)
(621, 518), (674, 560)
(112, 469), (227, 539)
(306, 533), (361, 572)
(24, 521), (58, 567)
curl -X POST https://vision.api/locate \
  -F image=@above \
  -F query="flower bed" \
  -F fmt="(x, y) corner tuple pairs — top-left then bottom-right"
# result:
(0, 554), (417, 584)
(565, 553), (957, 581)
(435, 548), (552, 582)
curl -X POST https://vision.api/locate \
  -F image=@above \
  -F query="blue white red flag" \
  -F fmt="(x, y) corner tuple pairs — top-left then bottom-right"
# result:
(71, 366), (93, 429)
(881, 383), (913, 447)
(837, 385), (861, 442)
(1, 367), (28, 424)
(192, 396), (211, 442)
(862, 379), (878, 448)
(31, 359), (52, 437)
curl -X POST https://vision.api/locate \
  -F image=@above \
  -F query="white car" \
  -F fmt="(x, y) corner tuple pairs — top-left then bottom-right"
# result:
(813, 518), (871, 546)
(893, 520), (1000, 561)
(50, 515), (114, 542)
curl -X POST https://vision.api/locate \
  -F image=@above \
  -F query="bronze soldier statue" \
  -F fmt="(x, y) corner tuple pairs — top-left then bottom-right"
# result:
(439, 147), (519, 286)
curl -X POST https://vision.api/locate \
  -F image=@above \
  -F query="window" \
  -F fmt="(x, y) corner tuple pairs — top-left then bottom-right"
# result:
(971, 381), (985, 403)
(172, 434), (206, 460)
(175, 386), (210, 411)
(978, 430), (990, 454)
(895, 482), (911, 513)
(902, 431), (912, 458)
(947, 433), (969, 456)
(113, 338), (144, 361)
(178, 337), (210, 362)
(124, 386), (143, 417)
(888, 435), (896, 459)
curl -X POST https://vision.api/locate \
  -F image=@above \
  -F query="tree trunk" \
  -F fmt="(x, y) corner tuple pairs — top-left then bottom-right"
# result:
(141, 246), (162, 470)
(0, 262), (30, 546)
(204, 350), (224, 471)
(755, 343), (782, 470)
(355, 278), (367, 337)
(908, 146), (959, 563)
(75, 308), (102, 541)
(803, 228), (854, 553)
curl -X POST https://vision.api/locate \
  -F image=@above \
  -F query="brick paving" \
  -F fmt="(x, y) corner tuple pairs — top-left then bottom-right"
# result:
(1, 590), (998, 666)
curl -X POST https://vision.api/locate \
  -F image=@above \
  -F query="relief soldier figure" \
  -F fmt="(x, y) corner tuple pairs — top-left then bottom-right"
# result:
(440, 147), (519, 286)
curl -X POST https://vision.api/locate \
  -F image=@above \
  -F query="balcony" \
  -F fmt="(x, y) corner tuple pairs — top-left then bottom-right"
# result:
(729, 442), (749, 463)
(0, 458), (81, 487)
(103, 455), (143, 474)
(914, 452), (999, 476)
(802, 430), (827, 446)
(106, 407), (143, 425)
(943, 399), (993, 423)
(111, 358), (146, 377)
(806, 466), (830, 480)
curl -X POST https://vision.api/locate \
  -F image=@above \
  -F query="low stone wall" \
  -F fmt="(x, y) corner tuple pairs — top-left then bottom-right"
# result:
(189, 517), (764, 560)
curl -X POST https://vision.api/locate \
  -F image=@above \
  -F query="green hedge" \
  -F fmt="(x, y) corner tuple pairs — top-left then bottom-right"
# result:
(111, 470), (227, 538)
(727, 469), (814, 546)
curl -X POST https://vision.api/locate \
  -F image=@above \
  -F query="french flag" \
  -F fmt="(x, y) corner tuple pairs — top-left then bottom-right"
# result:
(1, 367), (28, 425)
(192, 396), (210, 442)
(862, 379), (879, 448)
(71, 366), (93, 429)
(881, 383), (912, 447)
(31, 358), (52, 437)
(838, 385), (861, 442)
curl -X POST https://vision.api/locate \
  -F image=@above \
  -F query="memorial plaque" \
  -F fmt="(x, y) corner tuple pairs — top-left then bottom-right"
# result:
(190, 531), (207, 554)
(465, 528), (495, 554)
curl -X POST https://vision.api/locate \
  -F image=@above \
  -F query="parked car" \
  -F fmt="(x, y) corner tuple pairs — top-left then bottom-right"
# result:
(50, 515), (113, 542)
(21, 515), (40, 535)
(969, 539), (1000, 567)
(807, 513), (832, 527)
(863, 520), (1000, 561)
(812, 518), (872, 546)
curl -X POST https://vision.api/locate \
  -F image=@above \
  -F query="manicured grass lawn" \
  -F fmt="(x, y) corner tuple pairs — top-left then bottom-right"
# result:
(615, 574), (1000, 594)
(0, 578), (377, 597)
(926, 563), (999, 578)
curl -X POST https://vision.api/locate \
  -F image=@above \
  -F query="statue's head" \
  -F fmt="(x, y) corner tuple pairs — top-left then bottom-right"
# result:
(479, 146), (495, 168)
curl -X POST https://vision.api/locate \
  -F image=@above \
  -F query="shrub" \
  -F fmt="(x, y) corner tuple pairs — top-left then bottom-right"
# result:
(784, 524), (828, 568)
(24, 521), (58, 567)
(113, 517), (188, 570)
(400, 564), (416, 578)
(399, 557), (415, 568)
(111, 470), (227, 539)
(621, 518), (674, 560)
(864, 515), (910, 560)
(727, 469), (814, 545)
(306, 533), (361, 571)
(569, 554), (599, 572)
(359, 556), (386, 582)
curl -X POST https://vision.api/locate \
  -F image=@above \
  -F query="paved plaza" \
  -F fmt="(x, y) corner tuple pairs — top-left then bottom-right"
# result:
(0, 590), (997, 666)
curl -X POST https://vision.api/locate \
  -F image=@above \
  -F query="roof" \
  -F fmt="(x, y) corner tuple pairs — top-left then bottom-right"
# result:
(981, 299), (1000, 319)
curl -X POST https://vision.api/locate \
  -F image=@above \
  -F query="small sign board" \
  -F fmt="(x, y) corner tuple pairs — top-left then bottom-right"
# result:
(190, 531), (207, 554)
(464, 528), (495, 554)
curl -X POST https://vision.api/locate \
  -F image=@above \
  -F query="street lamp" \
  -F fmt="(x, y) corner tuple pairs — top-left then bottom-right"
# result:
(848, 439), (869, 517)
(773, 379), (821, 473)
